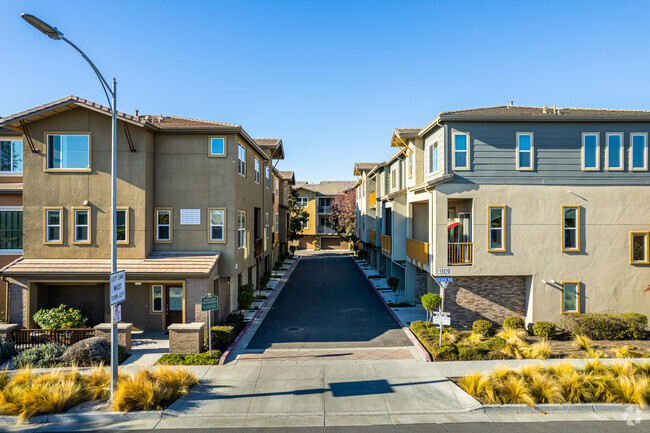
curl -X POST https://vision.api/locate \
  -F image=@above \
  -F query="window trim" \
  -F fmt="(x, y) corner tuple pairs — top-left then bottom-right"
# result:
(581, 132), (600, 171)
(452, 132), (470, 170)
(151, 285), (164, 314)
(208, 207), (226, 244)
(630, 231), (649, 265)
(561, 281), (581, 313)
(43, 206), (63, 245)
(630, 132), (648, 171)
(390, 166), (397, 191)
(0, 206), (23, 254)
(237, 142), (246, 176)
(516, 132), (534, 171)
(71, 206), (91, 245)
(254, 158), (260, 183)
(265, 166), (270, 189)
(116, 206), (129, 245)
(44, 132), (92, 172)
(208, 136), (227, 158)
(0, 138), (23, 175)
(237, 209), (246, 249)
(155, 208), (173, 243)
(605, 132), (624, 171)
(561, 205), (581, 252)
(487, 205), (506, 252)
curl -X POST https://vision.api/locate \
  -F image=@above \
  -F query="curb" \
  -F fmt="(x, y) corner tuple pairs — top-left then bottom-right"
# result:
(219, 257), (301, 364)
(479, 403), (649, 414)
(352, 258), (432, 362)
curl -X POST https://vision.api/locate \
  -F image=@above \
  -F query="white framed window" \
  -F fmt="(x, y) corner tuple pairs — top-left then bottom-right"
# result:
(562, 205), (580, 252)
(0, 139), (22, 173)
(300, 219), (308, 230)
(72, 207), (90, 244)
(516, 133), (534, 170)
(298, 197), (308, 207)
(630, 133), (648, 170)
(237, 143), (246, 176)
(561, 282), (580, 313)
(265, 166), (270, 188)
(275, 212), (279, 232)
(390, 166), (397, 191)
(238, 210), (246, 248)
(46, 134), (90, 170)
(630, 231), (649, 265)
(452, 132), (470, 170)
(156, 209), (172, 242)
(254, 158), (260, 183)
(265, 212), (270, 239)
(209, 136), (226, 157)
(208, 208), (225, 242)
(44, 207), (62, 244)
(429, 142), (438, 174)
(606, 133), (624, 170)
(116, 207), (129, 245)
(0, 207), (22, 253)
(487, 205), (506, 252)
(275, 178), (279, 197)
(581, 133), (600, 170)
(408, 151), (413, 179)
(151, 285), (163, 313)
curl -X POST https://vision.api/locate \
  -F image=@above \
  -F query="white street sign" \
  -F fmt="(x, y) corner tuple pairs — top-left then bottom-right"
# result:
(115, 304), (121, 322)
(431, 315), (451, 326)
(110, 270), (126, 306)
(431, 311), (450, 317)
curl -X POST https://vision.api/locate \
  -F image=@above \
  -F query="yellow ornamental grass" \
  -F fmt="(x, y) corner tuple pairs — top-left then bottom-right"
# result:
(546, 361), (576, 378)
(83, 365), (111, 401)
(610, 345), (635, 359)
(517, 364), (545, 380)
(573, 334), (592, 351)
(606, 375), (648, 407)
(558, 372), (593, 403)
(529, 373), (565, 404)
(521, 340), (551, 360)
(495, 375), (535, 406)
(458, 371), (497, 404)
(113, 367), (198, 412)
(496, 328), (528, 345)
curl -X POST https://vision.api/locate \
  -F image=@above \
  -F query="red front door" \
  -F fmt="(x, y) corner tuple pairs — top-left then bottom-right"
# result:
(165, 286), (183, 327)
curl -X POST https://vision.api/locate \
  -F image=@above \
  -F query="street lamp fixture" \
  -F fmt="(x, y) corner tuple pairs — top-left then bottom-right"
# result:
(21, 12), (120, 400)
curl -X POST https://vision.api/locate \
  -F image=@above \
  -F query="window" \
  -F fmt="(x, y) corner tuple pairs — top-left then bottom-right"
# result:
(44, 207), (62, 244)
(209, 137), (226, 157)
(429, 142), (438, 174)
(156, 209), (172, 242)
(390, 166), (397, 191)
(300, 220), (308, 230)
(0, 207), (22, 252)
(408, 151), (412, 179)
(71, 207), (90, 244)
(562, 206), (580, 252)
(452, 132), (470, 170)
(265, 166), (270, 188)
(265, 212), (270, 239)
(0, 139), (22, 173)
(561, 282), (580, 313)
(297, 197), (308, 207)
(581, 133), (599, 170)
(487, 206), (506, 252)
(631, 133), (648, 170)
(605, 133), (624, 170)
(516, 133), (534, 170)
(275, 178), (279, 197)
(630, 232), (649, 264)
(116, 207), (128, 245)
(237, 210), (246, 248)
(254, 158), (260, 183)
(151, 285), (163, 313)
(275, 212), (279, 232)
(208, 208), (225, 242)
(46, 134), (90, 170)
(237, 143), (246, 176)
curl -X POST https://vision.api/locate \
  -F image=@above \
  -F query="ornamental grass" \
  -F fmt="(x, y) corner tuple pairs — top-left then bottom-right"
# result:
(458, 361), (650, 408)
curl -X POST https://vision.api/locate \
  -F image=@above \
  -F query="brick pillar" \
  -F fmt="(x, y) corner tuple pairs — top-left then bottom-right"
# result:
(168, 322), (205, 354)
(0, 324), (17, 341)
(94, 323), (133, 351)
(414, 268), (428, 305)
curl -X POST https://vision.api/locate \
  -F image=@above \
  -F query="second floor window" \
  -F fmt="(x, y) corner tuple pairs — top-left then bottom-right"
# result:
(265, 166), (270, 188)
(265, 212), (270, 239)
(516, 133), (533, 170)
(390, 166), (397, 191)
(453, 133), (469, 170)
(408, 152), (412, 178)
(0, 140), (22, 173)
(73, 208), (90, 244)
(298, 197), (308, 207)
(581, 133), (599, 170)
(0, 208), (22, 251)
(209, 209), (225, 242)
(238, 143), (246, 176)
(238, 210), (246, 248)
(429, 142), (438, 174)
(254, 158), (260, 183)
(630, 231), (649, 264)
(606, 133), (623, 170)
(156, 209), (172, 242)
(562, 206), (580, 252)
(631, 133), (648, 170)
(488, 206), (506, 252)
(47, 134), (90, 170)
(45, 208), (62, 243)
(116, 208), (128, 244)
(209, 137), (225, 156)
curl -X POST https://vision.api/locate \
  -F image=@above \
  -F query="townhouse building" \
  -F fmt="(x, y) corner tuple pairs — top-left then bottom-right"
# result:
(0, 96), (289, 330)
(293, 181), (356, 250)
(356, 105), (650, 327)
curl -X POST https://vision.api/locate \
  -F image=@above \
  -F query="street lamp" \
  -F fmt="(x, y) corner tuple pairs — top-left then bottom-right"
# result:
(22, 13), (120, 400)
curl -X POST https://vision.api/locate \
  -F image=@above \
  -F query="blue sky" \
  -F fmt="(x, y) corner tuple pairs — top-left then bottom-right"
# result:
(1, 1), (649, 181)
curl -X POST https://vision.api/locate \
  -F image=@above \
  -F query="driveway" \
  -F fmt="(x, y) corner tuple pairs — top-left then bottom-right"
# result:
(246, 254), (413, 350)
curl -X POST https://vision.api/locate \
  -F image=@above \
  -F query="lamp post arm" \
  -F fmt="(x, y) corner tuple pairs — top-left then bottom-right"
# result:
(60, 36), (114, 107)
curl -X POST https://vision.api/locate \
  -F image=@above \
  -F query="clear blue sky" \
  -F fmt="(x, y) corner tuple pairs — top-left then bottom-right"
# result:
(2, 1), (649, 181)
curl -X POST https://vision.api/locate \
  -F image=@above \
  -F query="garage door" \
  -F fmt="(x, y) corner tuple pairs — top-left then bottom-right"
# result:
(321, 237), (349, 250)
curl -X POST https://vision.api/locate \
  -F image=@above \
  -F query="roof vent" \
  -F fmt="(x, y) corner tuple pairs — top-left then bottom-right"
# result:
(508, 101), (514, 107)
(135, 109), (139, 117)
(543, 105), (548, 114)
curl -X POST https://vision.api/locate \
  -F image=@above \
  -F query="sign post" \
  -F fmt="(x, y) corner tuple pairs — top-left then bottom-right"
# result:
(201, 294), (219, 356)
(110, 270), (126, 400)
(434, 277), (452, 347)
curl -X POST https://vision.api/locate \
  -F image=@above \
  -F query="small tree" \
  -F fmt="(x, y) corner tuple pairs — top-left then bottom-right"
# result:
(387, 277), (400, 304)
(238, 284), (254, 310)
(421, 293), (441, 323)
(329, 188), (358, 244)
(288, 189), (309, 243)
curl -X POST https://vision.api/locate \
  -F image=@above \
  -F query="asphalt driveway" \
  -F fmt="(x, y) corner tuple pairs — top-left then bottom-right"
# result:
(246, 254), (413, 349)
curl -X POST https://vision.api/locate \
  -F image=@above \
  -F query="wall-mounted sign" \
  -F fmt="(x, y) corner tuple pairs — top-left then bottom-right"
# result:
(438, 268), (450, 274)
(180, 209), (201, 225)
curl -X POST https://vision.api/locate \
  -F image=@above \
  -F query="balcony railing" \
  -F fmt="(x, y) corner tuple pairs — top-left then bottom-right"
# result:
(254, 238), (264, 257)
(317, 226), (336, 235)
(274, 232), (279, 243)
(369, 229), (376, 245)
(381, 234), (392, 255)
(448, 242), (473, 265)
(318, 206), (332, 214)
(407, 238), (429, 265)
(369, 191), (376, 208)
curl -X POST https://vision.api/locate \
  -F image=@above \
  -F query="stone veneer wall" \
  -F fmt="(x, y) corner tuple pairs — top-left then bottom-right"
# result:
(445, 276), (526, 329)
(414, 268), (428, 305)
(8, 278), (29, 327)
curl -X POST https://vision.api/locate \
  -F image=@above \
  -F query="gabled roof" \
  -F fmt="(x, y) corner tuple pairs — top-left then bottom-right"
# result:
(279, 171), (295, 184)
(353, 162), (380, 175)
(254, 138), (285, 160)
(293, 181), (356, 195)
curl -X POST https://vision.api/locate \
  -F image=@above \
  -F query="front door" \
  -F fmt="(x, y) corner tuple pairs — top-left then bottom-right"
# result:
(165, 286), (183, 327)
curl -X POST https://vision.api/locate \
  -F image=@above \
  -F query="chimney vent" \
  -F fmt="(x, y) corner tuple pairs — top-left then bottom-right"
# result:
(543, 105), (548, 114)
(135, 109), (139, 117)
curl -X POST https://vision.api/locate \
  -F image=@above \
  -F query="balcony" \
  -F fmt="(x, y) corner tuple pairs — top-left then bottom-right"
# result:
(274, 232), (279, 243)
(318, 206), (332, 214)
(317, 226), (336, 235)
(254, 238), (264, 258)
(407, 238), (429, 265)
(448, 242), (472, 265)
(381, 234), (391, 255)
(369, 229), (376, 245)
(369, 191), (376, 208)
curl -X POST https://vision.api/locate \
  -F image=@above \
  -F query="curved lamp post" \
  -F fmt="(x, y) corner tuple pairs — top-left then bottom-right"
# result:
(21, 13), (120, 400)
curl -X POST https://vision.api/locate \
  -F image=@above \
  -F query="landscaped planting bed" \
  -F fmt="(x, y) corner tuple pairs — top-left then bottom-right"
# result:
(157, 352), (221, 365)
(456, 360), (650, 406)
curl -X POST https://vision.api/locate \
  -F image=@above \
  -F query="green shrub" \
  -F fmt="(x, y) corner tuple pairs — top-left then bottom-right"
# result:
(290, 245), (297, 255)
(118, 345), (131, 364)
(0, 337), (17, 363)
(260, 274), (271, 289)
(33, 304), (88, 329)
(225, 312), (244, 327)
(503, 316), (525, 330)
(237, 289), (254, 310)
(472, 320), (494, 337)
(274, 260), (283, 270)
(558, 313), (647, 340)
(421, 293), (442, 312)
(157, 352), (221, 365)
(12, 343), (67, 368)
(533, 321), (557, 339)
(211, 326), (237, 351)
(433, 344), (458, 361)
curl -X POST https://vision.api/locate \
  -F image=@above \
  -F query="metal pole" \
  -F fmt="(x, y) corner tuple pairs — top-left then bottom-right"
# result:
(110, 78), (118, 400)
(208, 310), (212, 357)
(439, 282), (446, 348)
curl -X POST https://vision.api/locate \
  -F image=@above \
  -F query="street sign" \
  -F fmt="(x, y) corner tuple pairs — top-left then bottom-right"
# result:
(431, 313), (451, 326)
(432, 311), (450, 317)
(435, 277), (453, 283)
(110, 270), (126, 306)
(115, 304), (121, 322)
(201, 294), (219, 311)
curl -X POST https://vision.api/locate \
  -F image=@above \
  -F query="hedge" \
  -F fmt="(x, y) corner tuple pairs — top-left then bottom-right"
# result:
(558, 312), (647, 340)
(211, 325), (238, 351)
(532, 321), (556, 339)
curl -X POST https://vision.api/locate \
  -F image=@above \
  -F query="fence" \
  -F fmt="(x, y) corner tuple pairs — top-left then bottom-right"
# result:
(10, 328), (96, 352)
